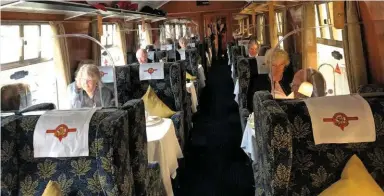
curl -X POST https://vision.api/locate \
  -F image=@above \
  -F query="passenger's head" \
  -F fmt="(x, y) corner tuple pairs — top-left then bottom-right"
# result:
(1, 84), (21, 111)
(179, 37), (188, 49)
(265, 48), (290, 82)
(146, 45), (155, 52)
(165, 38), (174, 45)
(136, 49), (148, 64)
(291, 68), (326, 98)
(248, 39), (260, 57)
(75, 64), (101, 94)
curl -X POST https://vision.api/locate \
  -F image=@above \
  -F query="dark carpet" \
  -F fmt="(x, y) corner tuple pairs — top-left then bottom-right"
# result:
(175, 58), (255, 196)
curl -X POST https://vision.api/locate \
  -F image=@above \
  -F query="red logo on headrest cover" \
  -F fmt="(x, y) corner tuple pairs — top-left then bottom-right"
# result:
(323, 112), (358, 131)
(46, 124), (77, 142)
(144, 68), (157, 75)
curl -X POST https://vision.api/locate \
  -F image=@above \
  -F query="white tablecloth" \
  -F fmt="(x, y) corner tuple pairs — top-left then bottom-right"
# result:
(198, 64), (206, 88)
(234, 79), (239, 104)
(186, 82), (198, 113)
(240, 119), (257, 162)
(147, 118), (183, 196)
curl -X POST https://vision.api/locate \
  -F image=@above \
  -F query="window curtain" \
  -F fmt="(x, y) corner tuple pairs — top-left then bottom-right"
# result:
(343, 1), (368, 93)
(91, 20), (101, 66)
(144, 23), (153, 46)
(116, 22), (127, 64)
(49, 22), (71, 109)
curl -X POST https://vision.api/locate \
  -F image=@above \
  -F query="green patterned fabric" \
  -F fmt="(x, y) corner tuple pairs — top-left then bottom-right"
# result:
(1, 109), (135, 196)
(252, 91), (384, 195)
(357, 84), (384, 93)
(116, 63), (185, 150)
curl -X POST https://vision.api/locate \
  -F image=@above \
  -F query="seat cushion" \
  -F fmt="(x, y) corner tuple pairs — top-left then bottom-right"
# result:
(142, 85), (176, 118)
(42, 181), (62, 196)
(320, 155), (384, 196)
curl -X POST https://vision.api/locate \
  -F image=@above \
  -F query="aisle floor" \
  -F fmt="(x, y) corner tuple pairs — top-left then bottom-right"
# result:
(176, 58), (255, 196)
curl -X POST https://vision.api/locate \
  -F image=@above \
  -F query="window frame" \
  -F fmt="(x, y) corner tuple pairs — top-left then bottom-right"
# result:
(256, 14), (266, 44)
(314, 2), (343, 48)
(101, 23), (117, 48)
(1, 22), (52, 71)
(275, 9), (286, 49)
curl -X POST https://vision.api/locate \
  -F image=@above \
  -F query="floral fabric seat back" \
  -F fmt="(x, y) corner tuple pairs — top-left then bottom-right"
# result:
(1, 109), (135, 196)
(357, 84), (384, 94)
(231, 45), (246, 80)
(252, 91), (384, 195)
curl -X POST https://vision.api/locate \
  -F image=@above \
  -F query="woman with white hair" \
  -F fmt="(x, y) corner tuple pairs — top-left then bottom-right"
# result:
(265, 48), (291, 98)
(67, 63), (114, 108)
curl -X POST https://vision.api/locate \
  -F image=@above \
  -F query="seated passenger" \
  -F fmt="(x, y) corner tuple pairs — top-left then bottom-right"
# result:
(136, 49), (152, 64)
(164, 38), (181, 61)
(291, 68), (326, 99)
(265, 48), (291, 98)
(67, 64), (114, 108)
(248, 38), (260, 57)
(146, 44), (155, 52)
(179, 37), (189, 49)
(1, 84), (21, 111)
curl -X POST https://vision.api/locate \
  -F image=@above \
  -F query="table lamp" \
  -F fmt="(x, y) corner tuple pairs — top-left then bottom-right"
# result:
(298, 81), (314, 97)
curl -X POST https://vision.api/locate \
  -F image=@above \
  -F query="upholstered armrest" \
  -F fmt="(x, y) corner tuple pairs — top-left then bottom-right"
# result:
(193, 81), (199, 98)
(147, 162), (167, 195)
(239, 107), (250, 131)
(17, 103), (56, 114)
(120, 99), (149, 196)
(184, 93), (193, 132)
(171, 111), (185, 150)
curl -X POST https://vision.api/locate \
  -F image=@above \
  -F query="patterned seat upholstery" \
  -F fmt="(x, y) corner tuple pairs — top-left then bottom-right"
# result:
(116, 63), (185, 150)
(231, 45), (246, 80)
(177, 60), (194, 137)
(227, 42), (235, 66)
(357, 84), (384, 93)
(182, 48), (200, 96)
(1, 108), (135, 196)
(252, 91), (384, 195)
(114, 68), (167, 196)
(155, 51), (167, 62)
(237, 58), (271, 131)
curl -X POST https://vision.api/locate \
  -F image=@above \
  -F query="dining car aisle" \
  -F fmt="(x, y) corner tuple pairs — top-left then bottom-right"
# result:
(177, 57), (255, 196)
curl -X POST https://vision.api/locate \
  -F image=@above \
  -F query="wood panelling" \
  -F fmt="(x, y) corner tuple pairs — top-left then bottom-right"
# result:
(161, 1), (246, 42)
(63, 22), (93, 73)
(1, 11), (64, 21)
(359, 2), (384, 83)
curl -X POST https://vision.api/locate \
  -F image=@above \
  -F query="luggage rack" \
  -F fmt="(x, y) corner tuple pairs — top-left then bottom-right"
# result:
(1, 0), (167, 22)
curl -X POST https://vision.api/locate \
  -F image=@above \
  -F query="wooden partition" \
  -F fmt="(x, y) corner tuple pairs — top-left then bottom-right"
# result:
(359, 2), (384, 84)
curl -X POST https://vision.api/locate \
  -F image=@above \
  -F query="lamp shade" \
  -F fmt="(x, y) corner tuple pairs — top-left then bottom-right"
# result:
(298, 81), (314, 97)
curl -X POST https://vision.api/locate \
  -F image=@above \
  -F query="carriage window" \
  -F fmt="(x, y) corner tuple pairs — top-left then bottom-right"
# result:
(101, 24), (116, 48)
(256, 14), (265, 44)
(138, 23), (154, 49)
(0, 23), (57, 108)
(275, 11), (284, 48)
(165, 24), (172, 39)
(315, 2), (342, 42)
(314, 2), (349, 95)
(101, 23), (125, 66)
(175, 24), (181, 40)
(1, 25), (20, 64)
(182, 24), (187, 37)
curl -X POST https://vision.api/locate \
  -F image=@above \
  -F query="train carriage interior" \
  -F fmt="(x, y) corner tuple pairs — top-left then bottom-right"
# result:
(2, 1), (384, 196)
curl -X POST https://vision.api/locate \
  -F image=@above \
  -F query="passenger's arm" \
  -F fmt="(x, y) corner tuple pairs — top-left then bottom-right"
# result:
(67, 82), (81, 109)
